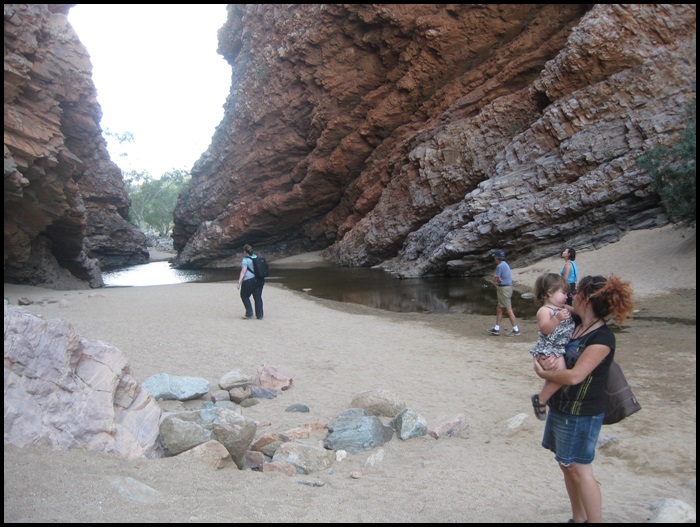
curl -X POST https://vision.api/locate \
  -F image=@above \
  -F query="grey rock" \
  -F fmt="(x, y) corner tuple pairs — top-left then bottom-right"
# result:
(393, 408), (428, 440)
(219, 369), (253, 390)
(143, 373), (210, 401)
(177, 440), (234, 470)
(229, 385), (252, 403)
(324, 408), (394, 454)
(297, 479), (325, 487)
(159, 407), (256, 469)
(251, 386), (277, 399)
(272, 441), (334, 474)
(111, 477), (163, 504)
(285, 404), (310, 413)
(649, 498), (696, 523)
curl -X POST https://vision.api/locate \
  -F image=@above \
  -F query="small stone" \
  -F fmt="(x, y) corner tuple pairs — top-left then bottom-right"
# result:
(297, 479), (325, 487)
(350, 471), (363, 479)
(285, 403), (310, 413)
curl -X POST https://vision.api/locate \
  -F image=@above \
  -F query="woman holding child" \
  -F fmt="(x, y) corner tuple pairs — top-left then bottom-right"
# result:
(533, 274), (634, 523)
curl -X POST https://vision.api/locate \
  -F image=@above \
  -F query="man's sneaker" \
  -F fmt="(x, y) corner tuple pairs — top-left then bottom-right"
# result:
(505, 329), (521, 337)
(487, 327), (500, 336)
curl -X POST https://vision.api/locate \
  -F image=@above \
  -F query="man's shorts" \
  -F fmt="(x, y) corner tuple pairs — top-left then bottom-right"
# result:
(496, 285), (513, 308)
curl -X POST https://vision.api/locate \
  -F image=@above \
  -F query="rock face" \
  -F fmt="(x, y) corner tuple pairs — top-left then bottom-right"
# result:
(4, 4), (148, 289)
(5, 5), (695, 285)
(3, 306), (163, 459)
(172, 4), (696, 277)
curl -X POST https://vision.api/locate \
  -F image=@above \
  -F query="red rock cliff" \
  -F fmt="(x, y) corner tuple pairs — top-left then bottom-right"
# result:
(172, 4), (695, 277)
(4, 4), (148, 288)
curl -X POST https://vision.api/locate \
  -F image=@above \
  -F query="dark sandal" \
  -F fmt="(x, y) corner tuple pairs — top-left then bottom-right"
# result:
(531, 394), (547, 421)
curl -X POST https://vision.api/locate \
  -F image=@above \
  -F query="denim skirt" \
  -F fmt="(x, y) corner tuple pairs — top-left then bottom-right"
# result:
(542, 408), (604, 465)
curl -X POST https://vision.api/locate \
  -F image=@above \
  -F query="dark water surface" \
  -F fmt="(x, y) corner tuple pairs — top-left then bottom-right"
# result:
(102, 261), (538, 318)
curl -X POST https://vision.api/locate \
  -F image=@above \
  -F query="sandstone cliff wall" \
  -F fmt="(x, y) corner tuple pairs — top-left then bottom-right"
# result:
(4, 4), (148, 288)
(4, 5), (695, 285)
(172, 4), (695, 277)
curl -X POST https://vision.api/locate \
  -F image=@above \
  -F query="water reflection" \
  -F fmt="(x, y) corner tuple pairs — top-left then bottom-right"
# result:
(102, 261), (233, 287)
(102, 261), (538, 318)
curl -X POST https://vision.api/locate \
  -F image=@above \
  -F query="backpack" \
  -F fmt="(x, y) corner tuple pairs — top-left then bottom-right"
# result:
(248, 255), (269, 278)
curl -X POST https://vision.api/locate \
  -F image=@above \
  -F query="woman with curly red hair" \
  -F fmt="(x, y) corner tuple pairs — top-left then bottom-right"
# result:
(534, 275), (634, 523)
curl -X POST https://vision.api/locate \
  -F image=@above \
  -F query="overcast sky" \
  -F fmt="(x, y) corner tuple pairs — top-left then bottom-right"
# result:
(68, 4), (231, 177)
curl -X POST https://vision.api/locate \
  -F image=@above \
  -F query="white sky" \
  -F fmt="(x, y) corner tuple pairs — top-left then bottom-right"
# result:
(68, 4), (231, 177)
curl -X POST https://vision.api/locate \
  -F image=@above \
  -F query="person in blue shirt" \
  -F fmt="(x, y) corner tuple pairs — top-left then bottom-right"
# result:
(486, 249), (520, 337)
(560, 247), (578, 306)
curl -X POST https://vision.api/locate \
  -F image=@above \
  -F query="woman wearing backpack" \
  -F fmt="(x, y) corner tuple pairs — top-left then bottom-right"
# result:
(237, 244), (264, 320)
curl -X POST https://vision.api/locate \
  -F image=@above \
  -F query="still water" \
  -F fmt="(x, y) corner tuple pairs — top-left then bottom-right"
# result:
(102, 261), (538, 318)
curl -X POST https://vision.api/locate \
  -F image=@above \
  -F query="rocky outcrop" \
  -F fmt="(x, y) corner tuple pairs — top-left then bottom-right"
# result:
(4, 4), (148, 289)
(3, 306), (162, 459)
(172, 4), (695, 277)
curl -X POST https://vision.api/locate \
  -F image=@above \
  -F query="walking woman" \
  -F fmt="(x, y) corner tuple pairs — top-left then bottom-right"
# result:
(237, 244), (264, 320)
(533, 275), (634, 523)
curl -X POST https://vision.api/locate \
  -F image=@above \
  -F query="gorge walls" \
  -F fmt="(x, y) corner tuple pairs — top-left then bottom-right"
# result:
(4, 5), (696, 286)
(172, 4), (695, 277)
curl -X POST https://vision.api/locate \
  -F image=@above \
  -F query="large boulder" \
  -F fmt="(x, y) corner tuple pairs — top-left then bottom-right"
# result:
(159, 407), (257, 469)
(3, 306), (162, 459)
(323, 408), (394, 454)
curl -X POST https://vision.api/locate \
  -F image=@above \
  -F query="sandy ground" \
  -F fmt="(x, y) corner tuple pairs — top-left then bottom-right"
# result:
(3, 224), (696, 523)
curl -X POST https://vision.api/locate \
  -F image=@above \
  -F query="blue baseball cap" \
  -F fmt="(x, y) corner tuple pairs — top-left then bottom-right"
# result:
(492, 249), (506, 260)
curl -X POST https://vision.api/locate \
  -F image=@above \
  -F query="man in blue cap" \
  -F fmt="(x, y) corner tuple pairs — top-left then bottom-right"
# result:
(487, 249), (520, 336)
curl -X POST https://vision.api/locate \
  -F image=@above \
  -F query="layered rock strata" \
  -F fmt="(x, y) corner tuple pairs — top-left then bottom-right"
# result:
(4, 4), (148, 288)
(173, 4), (695, 277)
(4, 5), (695, 284)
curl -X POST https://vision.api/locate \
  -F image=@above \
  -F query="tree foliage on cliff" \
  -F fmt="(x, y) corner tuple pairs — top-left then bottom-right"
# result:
(637, 99), (696, 225)
(124, 169), (190, 237)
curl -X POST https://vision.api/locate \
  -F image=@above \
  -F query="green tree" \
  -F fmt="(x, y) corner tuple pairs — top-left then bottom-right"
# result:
(637, 99), (696, 225)
(105, 129), (190, 236)
(125, 169), (190, 236)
